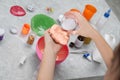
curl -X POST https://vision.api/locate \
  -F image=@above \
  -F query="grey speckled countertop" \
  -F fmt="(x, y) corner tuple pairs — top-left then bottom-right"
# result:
(0, 0), (120, 80)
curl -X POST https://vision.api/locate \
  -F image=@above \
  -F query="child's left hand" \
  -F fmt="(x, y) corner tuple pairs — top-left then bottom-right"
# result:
(44, 30), (62, 55)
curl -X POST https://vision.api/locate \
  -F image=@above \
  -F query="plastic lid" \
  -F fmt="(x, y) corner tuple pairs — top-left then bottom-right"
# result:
(69, 42), (75, 48)
(77, 35), (85, 41)
(10, 27), (17, 34)
(0, 28), (5, 36)
(104, 9), (111, 18)
(83, 53), (90, 58)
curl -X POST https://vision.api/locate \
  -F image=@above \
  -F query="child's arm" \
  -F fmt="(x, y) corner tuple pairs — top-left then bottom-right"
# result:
(65, 11), (113, 69)
(37, 31), (61, 80)
(89, 28), (113, 69)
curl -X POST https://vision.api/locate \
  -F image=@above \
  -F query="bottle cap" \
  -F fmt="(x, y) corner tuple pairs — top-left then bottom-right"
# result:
(10, 27), (18, 34)
(83, 53), (92, 61)
(26, 5), (35, 12)
(77, 35), (85, 41)
(104, 9), (111, 18)
(83, 53), (90, 58)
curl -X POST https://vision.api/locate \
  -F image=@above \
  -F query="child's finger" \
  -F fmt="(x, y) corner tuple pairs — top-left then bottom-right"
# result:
(71, 30), (79, 35)
(44, 30), (53, 42)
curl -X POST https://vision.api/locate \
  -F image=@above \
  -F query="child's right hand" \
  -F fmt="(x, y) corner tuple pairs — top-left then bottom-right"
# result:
(44, 30), (62, 55)
(64, 11), (96, 39)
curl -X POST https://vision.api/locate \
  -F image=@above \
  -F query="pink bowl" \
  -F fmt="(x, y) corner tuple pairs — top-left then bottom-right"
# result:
(36, 37), (69, 64)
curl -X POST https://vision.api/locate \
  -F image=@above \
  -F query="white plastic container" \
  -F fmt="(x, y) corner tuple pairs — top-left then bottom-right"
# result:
(58, 14), (77, 30)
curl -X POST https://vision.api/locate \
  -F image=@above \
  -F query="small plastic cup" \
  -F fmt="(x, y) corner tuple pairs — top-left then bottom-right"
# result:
(21, 23), (30, 35)
(61, 8), (80, 31)
(83, 4), (97, 21)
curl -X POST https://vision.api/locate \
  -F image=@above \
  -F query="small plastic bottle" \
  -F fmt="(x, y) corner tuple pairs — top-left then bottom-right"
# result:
(69, 42), (75, 48)
(75, 35), (85, 48)
(69, 36), (84, 48)
(27, 34), (35, 45)
(96, 9), (111, 31)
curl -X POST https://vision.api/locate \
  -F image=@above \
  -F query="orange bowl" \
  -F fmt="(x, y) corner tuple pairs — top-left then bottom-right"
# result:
(36, 37), (69, 64)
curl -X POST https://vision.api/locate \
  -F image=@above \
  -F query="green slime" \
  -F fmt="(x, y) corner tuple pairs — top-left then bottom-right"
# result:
(31, 14), (56, 36)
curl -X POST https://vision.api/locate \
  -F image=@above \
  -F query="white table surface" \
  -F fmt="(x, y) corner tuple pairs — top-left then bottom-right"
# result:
(0, 0), (120, 80)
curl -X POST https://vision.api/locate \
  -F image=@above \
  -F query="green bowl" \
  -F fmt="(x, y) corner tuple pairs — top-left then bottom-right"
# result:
(31, 14), (56, 36)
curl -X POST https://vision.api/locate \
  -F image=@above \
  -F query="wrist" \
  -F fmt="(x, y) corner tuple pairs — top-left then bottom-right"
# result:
(44, 49), (57, 57)
(89, 28), (100, 41)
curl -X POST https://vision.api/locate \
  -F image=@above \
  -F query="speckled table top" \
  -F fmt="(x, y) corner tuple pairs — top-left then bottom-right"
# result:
(0, 0), (120, 80)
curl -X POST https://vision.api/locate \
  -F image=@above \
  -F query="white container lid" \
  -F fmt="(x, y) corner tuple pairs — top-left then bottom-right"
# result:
(61, 18), (77, 30)
(0, 28), (5, 36)
(58, 14), (65, 23)
(10, 27), (17, 34)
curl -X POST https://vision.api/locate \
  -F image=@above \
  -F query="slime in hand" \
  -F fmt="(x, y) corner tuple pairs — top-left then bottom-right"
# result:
(49, 24), (69, 45)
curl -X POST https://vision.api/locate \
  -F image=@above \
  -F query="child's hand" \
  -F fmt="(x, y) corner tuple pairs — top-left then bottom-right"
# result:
(49, 24), (69, 45)
(44, 30), (62, 55)
(64, 11), (95, 38)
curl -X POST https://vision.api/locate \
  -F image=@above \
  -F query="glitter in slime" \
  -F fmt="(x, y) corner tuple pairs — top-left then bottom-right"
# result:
(10, 5), (26, 16)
